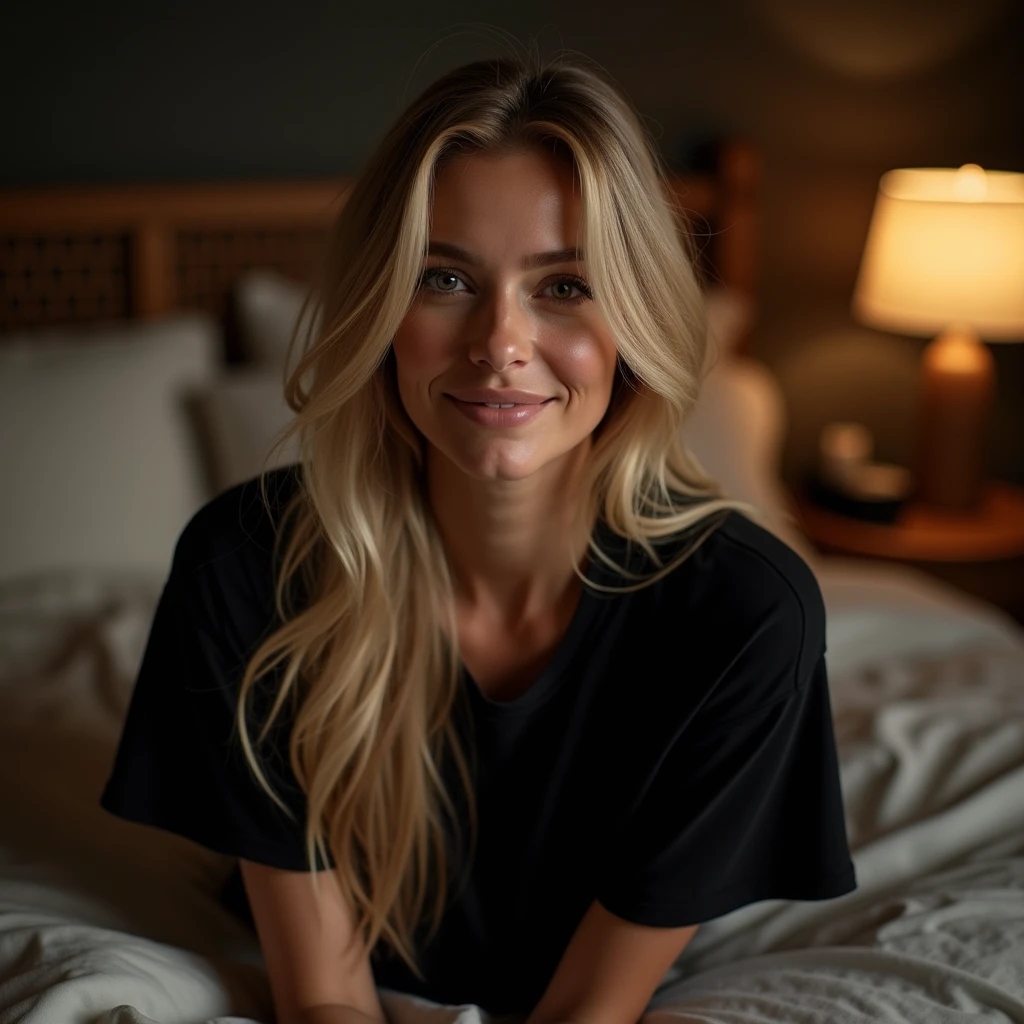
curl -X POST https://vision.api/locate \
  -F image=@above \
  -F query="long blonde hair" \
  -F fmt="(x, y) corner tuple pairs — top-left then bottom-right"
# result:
(236, 51), (761, 977)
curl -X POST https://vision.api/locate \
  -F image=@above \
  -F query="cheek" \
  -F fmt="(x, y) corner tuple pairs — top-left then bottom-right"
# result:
(391, 311), (454, 385)
(552, 333), (618, 396)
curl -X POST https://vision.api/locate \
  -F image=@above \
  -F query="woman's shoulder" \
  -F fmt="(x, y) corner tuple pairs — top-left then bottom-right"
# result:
(704, 509), (824, 631)
(651, 505), (826, 665)
(634, 507), (828, 722)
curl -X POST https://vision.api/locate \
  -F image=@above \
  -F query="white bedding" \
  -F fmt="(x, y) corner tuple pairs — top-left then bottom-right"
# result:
(1, 558), (1023, 1024)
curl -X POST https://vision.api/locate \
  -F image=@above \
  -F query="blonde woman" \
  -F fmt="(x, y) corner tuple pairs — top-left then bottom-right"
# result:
(102, 53), (856, 1024)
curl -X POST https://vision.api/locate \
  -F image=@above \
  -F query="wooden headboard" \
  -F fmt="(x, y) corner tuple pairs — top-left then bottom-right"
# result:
(0, 139), (760, 360)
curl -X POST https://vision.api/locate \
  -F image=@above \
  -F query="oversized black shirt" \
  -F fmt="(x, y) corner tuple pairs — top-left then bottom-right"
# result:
(100, 465), (857, 1015)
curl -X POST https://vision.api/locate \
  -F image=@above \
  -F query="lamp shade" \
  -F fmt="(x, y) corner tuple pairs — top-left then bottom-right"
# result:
(852, 165), (1024, 341)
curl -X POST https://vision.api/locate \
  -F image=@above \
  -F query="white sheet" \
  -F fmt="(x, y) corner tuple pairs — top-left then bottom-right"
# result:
(1, 558), (1022, 1024)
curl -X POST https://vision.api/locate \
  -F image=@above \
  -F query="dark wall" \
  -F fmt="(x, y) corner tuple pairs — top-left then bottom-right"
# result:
(4, 0), (1022, 487)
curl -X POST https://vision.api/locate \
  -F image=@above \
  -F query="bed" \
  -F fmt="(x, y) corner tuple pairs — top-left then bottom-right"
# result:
(1, 140), (1023, 1024)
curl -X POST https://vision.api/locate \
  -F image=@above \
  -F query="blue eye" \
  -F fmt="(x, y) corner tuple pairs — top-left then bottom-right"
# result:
(419, 267), (593, 305)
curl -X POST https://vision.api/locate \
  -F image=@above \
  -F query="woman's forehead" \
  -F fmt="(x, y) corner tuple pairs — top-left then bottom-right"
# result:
(428, 148), (583, 254)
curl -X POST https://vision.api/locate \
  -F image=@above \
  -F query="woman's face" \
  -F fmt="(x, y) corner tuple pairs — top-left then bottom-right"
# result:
(391, 146), (618, 483)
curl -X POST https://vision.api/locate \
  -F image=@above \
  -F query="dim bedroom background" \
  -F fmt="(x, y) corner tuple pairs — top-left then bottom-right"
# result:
(0, 139), (1023, 1024)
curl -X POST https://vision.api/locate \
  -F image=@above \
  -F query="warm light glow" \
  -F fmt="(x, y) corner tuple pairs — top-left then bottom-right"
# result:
(928, 325), (989, 374)
(953, 163), (988, 202)
(748, 0), (1013, 81)
(852, 166), (1024, 341)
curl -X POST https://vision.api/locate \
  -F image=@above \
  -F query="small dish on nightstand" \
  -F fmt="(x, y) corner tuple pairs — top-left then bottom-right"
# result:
(807, 462), (914, 524)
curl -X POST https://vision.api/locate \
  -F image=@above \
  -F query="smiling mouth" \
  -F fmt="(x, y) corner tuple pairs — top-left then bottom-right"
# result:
(450, 398), (554, 407)
(469, 401), (548, 408)
(444, 395), (555, 425)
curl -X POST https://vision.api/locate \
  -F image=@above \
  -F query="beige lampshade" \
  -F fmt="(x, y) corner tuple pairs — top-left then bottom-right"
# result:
(852, 164), (1024, 341)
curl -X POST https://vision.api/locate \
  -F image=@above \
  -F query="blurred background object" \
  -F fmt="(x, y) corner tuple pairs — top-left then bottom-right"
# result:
(818, 422), (875, 494)
(852, 164), (1024, 510)
(792, 159), (1024, 617)
(810, 421), (914, 523)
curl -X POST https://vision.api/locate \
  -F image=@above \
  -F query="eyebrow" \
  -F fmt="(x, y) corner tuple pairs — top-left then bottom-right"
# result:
(425, 241), (584, 270)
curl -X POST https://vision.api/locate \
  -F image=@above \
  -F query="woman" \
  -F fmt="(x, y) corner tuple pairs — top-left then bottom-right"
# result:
(102, 53), (856, 1024)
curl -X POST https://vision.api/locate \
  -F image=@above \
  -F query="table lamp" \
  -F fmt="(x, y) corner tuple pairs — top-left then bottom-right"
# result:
(851, 164), (1024, 511)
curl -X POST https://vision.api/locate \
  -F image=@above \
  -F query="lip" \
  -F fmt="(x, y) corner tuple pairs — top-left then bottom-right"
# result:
(446, 388), (552, 405)
(445, 394), (554, 427)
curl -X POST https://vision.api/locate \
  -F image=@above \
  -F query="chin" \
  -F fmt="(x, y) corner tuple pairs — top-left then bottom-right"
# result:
(430, 437), (549, 482)
(458, 454), (547, 482)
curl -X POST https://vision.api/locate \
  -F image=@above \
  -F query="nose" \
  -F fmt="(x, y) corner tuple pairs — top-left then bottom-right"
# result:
(466, 284), (534, 372)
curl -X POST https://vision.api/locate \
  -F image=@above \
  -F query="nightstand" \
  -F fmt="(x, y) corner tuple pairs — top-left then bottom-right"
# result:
(789, 480), (1024, 626)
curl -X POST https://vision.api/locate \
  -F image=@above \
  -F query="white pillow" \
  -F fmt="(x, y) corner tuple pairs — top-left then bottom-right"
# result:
(235, 268), (317, 369)
(0, 314), (220, 582)
(685, 354), (815, 563)
(191, 369), (299, 492)
(704, 284), (755, 364)
(686, 286), (816, 560)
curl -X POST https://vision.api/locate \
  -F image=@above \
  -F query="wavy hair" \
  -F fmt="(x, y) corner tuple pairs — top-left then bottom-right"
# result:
(235, 51), (763, 979)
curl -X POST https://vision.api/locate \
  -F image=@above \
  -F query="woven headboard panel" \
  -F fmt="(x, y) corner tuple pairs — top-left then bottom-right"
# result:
(0, 139), (760, 358)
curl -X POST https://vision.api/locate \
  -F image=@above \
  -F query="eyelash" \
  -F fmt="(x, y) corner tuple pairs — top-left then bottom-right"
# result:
(419, 267), (594, 306)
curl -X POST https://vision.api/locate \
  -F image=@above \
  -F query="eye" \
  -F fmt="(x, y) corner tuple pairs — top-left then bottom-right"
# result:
(418, 267), (593, 305)
(544, 276), (593, 306)
(420, 268), (467, 294)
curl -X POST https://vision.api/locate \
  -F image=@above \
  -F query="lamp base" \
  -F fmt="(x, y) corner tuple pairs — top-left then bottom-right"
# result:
(915, 324), (994, 511)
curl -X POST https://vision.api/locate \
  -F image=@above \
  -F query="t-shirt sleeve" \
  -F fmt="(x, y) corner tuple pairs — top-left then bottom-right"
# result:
(100, 509), (332, 872)
(596, 586), (857, 927)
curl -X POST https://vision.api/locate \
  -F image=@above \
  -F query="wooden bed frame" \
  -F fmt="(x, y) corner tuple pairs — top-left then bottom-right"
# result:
(0, 139), (760, 361)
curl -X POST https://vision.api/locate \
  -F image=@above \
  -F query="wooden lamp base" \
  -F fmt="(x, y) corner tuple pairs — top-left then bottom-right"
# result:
(915, 324), (995, 511)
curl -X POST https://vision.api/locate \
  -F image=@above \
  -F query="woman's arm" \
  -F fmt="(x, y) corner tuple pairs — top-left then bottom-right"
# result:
(239, 859), (389, 1024)
(525, 900), (698, 1024)
(291, 1007), (389, 1024)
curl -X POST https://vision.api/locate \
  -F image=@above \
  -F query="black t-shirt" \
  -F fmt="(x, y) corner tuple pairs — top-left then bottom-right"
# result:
(100, 465), (857, 1016)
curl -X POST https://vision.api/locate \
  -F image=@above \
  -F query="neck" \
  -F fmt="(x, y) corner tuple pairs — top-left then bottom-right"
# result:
(427, 442), (595, 630)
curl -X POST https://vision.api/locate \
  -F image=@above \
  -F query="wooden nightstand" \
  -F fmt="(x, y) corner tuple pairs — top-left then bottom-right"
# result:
(789, 480), (1024, 626)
